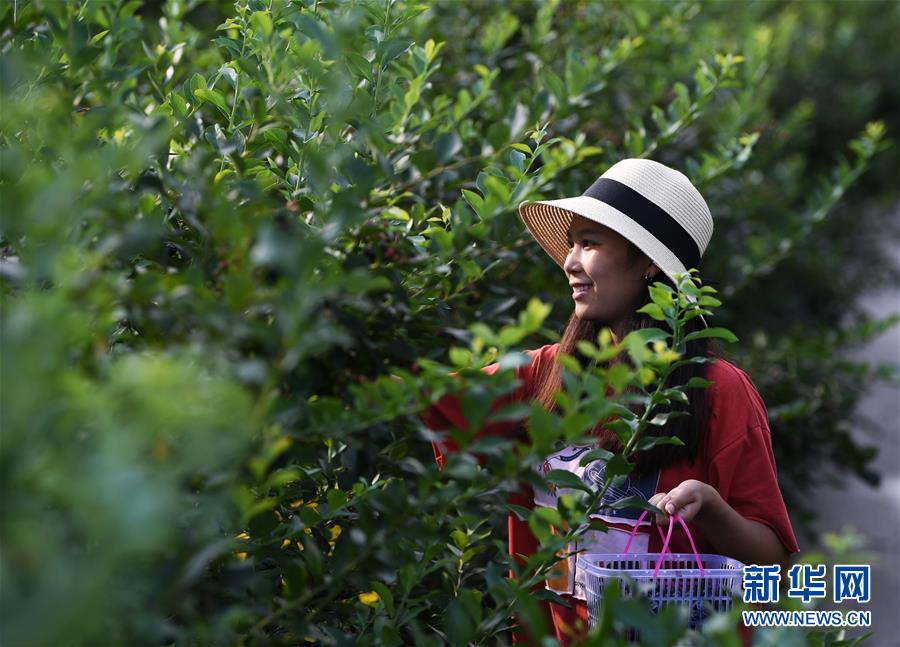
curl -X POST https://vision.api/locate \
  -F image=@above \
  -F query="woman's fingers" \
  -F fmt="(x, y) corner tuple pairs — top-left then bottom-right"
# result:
(651, 485), (691, 521)
(650, 481), (710, 528)
(664, 488), (689, 518)
(661, 481), (704, 522)
(648, 492), (670, 526)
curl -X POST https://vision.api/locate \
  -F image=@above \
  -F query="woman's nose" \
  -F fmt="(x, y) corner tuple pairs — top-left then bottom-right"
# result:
(563, 248), (581, 274)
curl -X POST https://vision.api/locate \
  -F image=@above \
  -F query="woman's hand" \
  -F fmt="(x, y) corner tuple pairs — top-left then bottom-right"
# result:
(649, 480), (791, 571)
(648, 479), (714, 526)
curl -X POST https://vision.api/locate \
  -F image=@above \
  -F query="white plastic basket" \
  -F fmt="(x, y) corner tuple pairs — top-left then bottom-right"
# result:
(576, 511), (744, 633)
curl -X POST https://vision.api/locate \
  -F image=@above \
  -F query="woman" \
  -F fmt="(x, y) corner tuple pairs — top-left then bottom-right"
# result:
(420, 158), (799, 644)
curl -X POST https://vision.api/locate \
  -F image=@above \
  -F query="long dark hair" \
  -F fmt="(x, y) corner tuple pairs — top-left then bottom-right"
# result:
(530, 243), (723, 477)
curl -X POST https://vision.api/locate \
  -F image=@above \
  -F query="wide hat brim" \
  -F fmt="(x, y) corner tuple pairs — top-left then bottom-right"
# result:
(518, 196), (709, 327)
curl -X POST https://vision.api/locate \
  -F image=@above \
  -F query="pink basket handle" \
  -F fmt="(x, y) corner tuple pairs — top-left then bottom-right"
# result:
(654, 513), (705, 577)
(620, 510), (666, 556)
(620, 510), (705, 577)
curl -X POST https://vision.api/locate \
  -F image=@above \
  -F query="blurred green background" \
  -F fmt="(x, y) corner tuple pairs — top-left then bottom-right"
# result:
(1, 0), (898, 644)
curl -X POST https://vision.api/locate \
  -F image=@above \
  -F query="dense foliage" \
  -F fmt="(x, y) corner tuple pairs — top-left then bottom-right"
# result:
(2, 0), (897, 644)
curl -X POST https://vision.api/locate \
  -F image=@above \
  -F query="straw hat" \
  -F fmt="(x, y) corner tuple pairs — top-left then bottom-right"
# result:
(518, 158), (714, 325)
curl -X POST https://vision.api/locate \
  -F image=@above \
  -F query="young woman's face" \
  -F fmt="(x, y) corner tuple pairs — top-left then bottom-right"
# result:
(564, 215), (658, 333)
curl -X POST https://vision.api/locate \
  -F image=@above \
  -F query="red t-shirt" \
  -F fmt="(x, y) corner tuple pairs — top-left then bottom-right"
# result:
(419, 342), (799, 644)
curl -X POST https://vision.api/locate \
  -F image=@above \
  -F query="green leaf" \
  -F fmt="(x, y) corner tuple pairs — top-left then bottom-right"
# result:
(90, 30), (110, 44)
(624, 129), (644, 157)
(380, 626), (402, 646)
(545, 469), (593, 494)
(607, 363), (631, 392)
(383, 206), (409, 221)
(622, 327), (670, 345)
(648, 285), (674, 308)
(540, 67), (565, 104)
(263, 468), (301, 489)
(506, 504), (532, 521)
(448, 347), (472, 368)
(218, 63), (238, 87)
(579, 447), (614, 466)
(555, 353), (581, 375)
(326, 489), (347, 510)
(470, 323), (498, 346)
(647, 411), (688, 426)
(170, 92), (188, 117)
(519, 297), (551, 331)
(370, 580), (395, 615)
(651, 104), (667, 130)
(250, 11), (274, 38)
(434, 130), (462, 164)
(587, 519), (609, 533)
(576, 340), (598, 359)
(483, 175), (511, 203)
(299, 504), (321, 526)
(606, 419), (633, 445)
(659, 388), (689, 404)
(565, 51), (588, 96)
(458, 588), (483, 626)
(527, 506), (559, 544)
(498, 326), (525, 347)
(379, 38), (415, 65)
(680, 280), (702, 298)
(194, 88), (230, 117)
(445, 598), (476, 645)
(636, 303), (666, 321)
(605, 495), (662, 515)
(527, 407), (561, 447)
(450, 529), (468, 549)
(190, 73), (208, 96)
(263, 127), (288, 149)
(532, 505), (563, 527)
(346, 52), (373, 81)
(462, 189), (485, 218)
(684, 377), (713, 389)
(634, 435), (685, 451)
(605, 454), (634, 479)
(672, 81), (691, 116)
(281, 563), (308, 600)
(683, 327), (739, 344)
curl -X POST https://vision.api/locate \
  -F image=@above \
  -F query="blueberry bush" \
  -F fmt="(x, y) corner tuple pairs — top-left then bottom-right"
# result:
(2, 1), (897, 644)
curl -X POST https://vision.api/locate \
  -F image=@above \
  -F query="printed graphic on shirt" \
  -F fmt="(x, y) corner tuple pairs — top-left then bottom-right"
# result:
(533, 444), (660, 522)
(534, 444), (660, 599)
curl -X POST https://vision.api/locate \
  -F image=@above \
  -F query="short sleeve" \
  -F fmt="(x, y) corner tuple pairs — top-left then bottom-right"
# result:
(705, 362), (800, 554)
(419, 345), (551, 469)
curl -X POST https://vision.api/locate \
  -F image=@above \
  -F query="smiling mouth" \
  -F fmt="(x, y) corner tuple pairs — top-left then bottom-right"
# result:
(572, 284), (592, 293)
